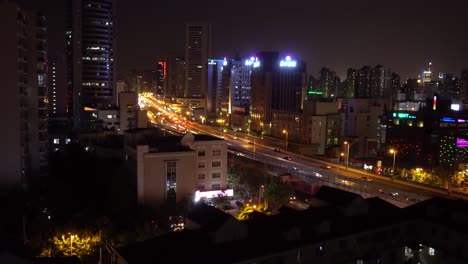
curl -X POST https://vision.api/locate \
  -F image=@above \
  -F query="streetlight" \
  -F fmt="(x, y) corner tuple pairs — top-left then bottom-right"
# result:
(344, 141), (350, 167)
(282, 130), (288, 151)
(338, 152), (344, 165)
(389, 148), (397, 176)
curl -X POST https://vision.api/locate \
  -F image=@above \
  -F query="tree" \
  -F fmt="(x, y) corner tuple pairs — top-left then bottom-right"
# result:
(227, 160), (263, 199)
(433, 165), (456, 189)
(40, 232), (101, 257)
(264, 177), (294, 212)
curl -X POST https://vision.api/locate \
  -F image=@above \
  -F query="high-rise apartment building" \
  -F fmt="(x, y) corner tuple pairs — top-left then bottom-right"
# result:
(370, 65), (392, 99)
(67, 0), (117, 128)
(49, 53), (67, 117)
(185, 23), (211, 101)
(0, 2), (49, 192)
(345, 68), (357, 98)
(318, 67), (340, 98)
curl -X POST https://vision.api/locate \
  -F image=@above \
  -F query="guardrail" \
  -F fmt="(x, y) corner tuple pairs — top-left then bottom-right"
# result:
(228, 148), (424, 207)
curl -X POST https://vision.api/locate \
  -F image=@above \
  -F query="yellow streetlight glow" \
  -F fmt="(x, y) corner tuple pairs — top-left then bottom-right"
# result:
(389, 148), (397, 176)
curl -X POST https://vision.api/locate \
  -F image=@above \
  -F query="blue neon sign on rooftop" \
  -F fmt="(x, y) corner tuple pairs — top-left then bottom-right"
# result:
(279, 55), (297, 67)
(245, 56), (260, 68)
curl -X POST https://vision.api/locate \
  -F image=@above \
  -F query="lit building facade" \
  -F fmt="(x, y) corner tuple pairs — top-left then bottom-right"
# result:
(207, 58), (225, 117)
(126, 131), (227, 210)
(250, 52), (306, 135)
(67, 0), (117, 128)
(0, 2), (49, 192)
(339, 99), (392, 158)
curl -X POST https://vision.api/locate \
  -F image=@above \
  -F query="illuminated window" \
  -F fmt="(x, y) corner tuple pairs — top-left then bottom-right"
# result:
(53, 138), (60, 144)
(418, 121), (424, 127)
(166, 161), (177, 191)
(107, 115), (113, 119)
(429, 247), (435, 256)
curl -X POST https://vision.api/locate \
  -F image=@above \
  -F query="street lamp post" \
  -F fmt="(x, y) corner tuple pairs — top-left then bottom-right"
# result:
(389, 149), (397, 176)
(282, 130), (288, 151)
(344, 141), (350, 167)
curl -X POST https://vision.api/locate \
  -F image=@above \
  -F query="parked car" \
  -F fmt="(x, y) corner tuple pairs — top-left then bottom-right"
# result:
(283, 156), (293, 161)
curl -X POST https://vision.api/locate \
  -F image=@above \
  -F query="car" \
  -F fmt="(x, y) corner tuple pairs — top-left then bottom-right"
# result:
(273, 148), (282, 153)
(248, 141), (255, 145)
(361, 176), (373, 181)
(283, 156), (293, 161)
(389, 192), (399, 197)
(320, 165), (332, 169)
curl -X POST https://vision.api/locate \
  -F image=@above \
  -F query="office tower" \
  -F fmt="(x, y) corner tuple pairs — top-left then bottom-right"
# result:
(318, 67), (340, 98)
(207, 59), (225, 117)
(345, 68), (357, 98)
(164, 54), (186, 98)
(0, 2), (48, 192)
(250, 52), (306, 134)
(185, 23), (211, 101)
(231, 57), (253, 108)
(422, 62), (433, 84)
(49, 53), (67, 117)
(156, 61), (166, 95)
(67, 0), (117, 128)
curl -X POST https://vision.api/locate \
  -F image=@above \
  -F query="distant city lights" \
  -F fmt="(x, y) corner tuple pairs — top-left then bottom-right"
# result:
(279, 55), (297, 67)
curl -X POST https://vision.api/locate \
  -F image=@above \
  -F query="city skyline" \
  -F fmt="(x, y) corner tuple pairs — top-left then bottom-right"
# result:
(17, 0), (468, 79)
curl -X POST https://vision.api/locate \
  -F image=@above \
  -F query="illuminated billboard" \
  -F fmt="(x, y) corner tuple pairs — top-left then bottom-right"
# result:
(279, 55), (297, 67)
(457, 138), (468, 148)
(451, 104), (460, 111)
(392, 112), (416, 119)
(245, 57), (260, 68)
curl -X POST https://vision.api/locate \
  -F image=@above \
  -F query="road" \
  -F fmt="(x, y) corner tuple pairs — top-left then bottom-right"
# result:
(138, 94), (466, 207)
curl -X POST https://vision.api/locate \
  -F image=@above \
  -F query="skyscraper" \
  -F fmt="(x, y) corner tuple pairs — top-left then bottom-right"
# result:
(230, 58), (253, 108)
(250, 52), (306, 134)
(185, 23), (211, 101)
(207, 58), (225, 117)
(370, 65), (391, 99)
(0, 2), (48, 192)
(163, 54), (186, 98)
(49, 52), (67, 118)
(67, 0), (117, 128)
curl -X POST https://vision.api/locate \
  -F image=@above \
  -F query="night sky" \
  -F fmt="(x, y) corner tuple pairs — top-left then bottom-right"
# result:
(19, 0), (468, 79)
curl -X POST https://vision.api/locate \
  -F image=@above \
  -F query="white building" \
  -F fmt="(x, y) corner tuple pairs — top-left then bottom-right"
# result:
(126, 131), (227, 210)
